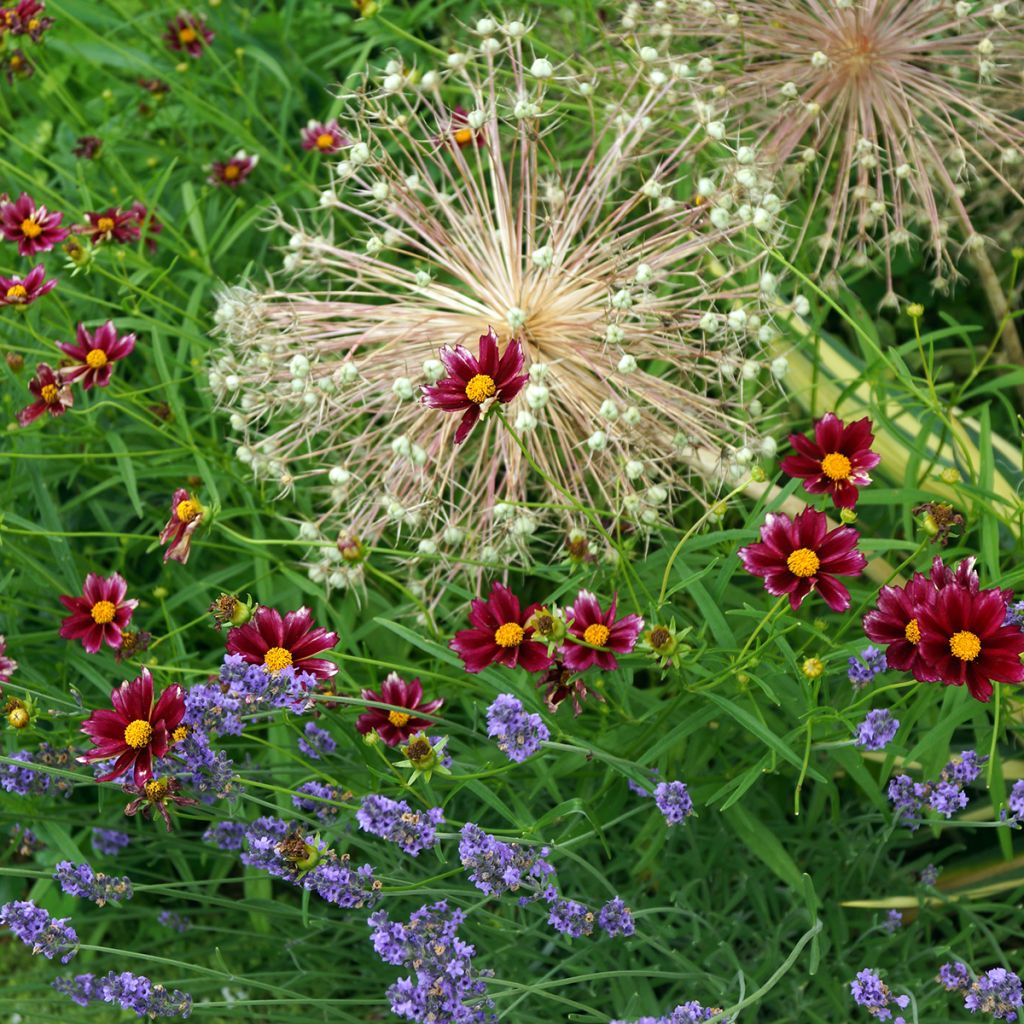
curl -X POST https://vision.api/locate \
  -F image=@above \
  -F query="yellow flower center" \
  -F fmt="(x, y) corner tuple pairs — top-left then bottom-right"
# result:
(223, 164), (241, 180)
(453, 127), (474, 146)
(172, 725), (189, 743)
(96, 216), (115, 233)
(949, 630), (981, 661)
(583, 623), (611, 647)
(388, 710), (411, 727)
(820, 451), (852, 481)
(263, 646), (293, 672)
(40, 383), (59, 404)
(85, 348), (108, 369)
(316, 133), (335, 150)
(464, 373), (496, 404)
(904, 618), (921, 644)
(494, 622), (525, 647)
(91, 600), (117, 624)
(124, 719), (153, 748)
(27, 18), (39, 30)
(801, 657), (824, 679)
(786, 548), (820, 578)
(179, 26), (197, 43)
(6, 284), (27, 299)
(20, 218), (42, 239)
(176, 498), (200, 523)
(145, 777), (170, 800)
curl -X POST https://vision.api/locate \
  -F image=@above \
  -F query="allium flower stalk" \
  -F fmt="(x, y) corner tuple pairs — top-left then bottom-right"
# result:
(683, 0), (1024, 289)
(211, 26), (776, 584)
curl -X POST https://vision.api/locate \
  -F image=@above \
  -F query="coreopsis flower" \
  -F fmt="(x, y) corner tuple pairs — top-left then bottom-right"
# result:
(687, 0), (1024, 282)
(16, 363), (72, 426)
(1, 48), (32, 83)
(55, 321), (136, 389)
(209, 151), (258, 188)
(0, 635), (16, 684)
(0, 265), (56, 307)
(210, 29), (773, 576)
(449, 581), (553, 673)
(3, 0), (53, 39)
(0, 193), (70, 256)
(128, 201), (163, 252)
(158, 489), (205, 563)
(422, 329), (528, 444)
(355, 672), (442, 746)
(79, 668), (185, 786)
(113, 629), (152, 664)
(862, 574), (936, 679)
(780, 413), (880, 509)
(58, 572), (138, 653)
(916, 585), (1024, 703)
(301, 119), (347, 154)
(163, 11), (213, 57)
(78, 207), (140, 245)
(72, 135), (102, 159)
(225, 605), (338, 679)
(536, 661), (602, 716)
(122, 776), (198, 832)
(563, 591), (643, 672)
(738, 506), (867, 612)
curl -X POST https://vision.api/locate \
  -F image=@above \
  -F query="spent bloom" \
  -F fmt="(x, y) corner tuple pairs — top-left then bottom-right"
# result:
(59, 572), (138, 653)
(450, 581), (553, 673)
(163, 11), (213, 57)
(0, 900), (78, 962)
(486, 693), (549, 763)
(781, 413), (880, 509)
(654, 780), (694, 826)
(739, 506), (866, 612)
(225, 605), (338, 680)
(356, 794), (444, 856)
(0, 192), (69, 256)
(159, 489), (205, 564)
(17, 363), (72, 426)
(355, 672), (443, 746)
(210, 29), (773, 576)
(855, 709), (899, 751)
(56, 321), (137, 390)
(54, 861), (133, 906)
(563, 590), (643, 673)
(0, 264), (56, 307)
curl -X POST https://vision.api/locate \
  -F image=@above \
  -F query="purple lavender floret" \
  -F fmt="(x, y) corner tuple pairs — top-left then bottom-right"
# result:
(964, 967), (1023, 1021)
(0, 900), (78, 962)
(1009, 780), (1024, 819)
(946, 750), (985, 786)
(356, 794), (443, 856)
(293, 780), (341, 821)
(919, 864), (940, 886)
(855, 709), (899, 751)
(882, 909), (902, 933)
(1003, 600), (1024, 629)
(485, 694), (549, 763)
(939, 962), (971, 991)
(157, 911), (191, 933)
(203, 820), (246, 850)
(91, 828), (131, 856)
(548, 897), (595, 938)
(929, 780), (969, 818)
(298, 721), (336, 760)
(598, 896), (636, 937)
(54, 861), (133, 906)
(848, 646), (888, 689)
(0, 745), (75, 798)
(654, 780), (694, 826)
(850, 968), (910, 1022)
(458, 823), (555, 897)
(610, 1001), (729, 1024)
(53, 970), (192, 1018)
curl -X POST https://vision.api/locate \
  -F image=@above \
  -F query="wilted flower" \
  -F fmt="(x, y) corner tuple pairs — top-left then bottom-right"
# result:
(159, 489), (205, 564)
(17, 363), (73, 426)
(209, 593), (255, 629)
(122, 775), (199, 832)
(781, 413), (880, 509)
(59, 572), (137, 653)
(163, 11), (213, 57)
(395, 733), (451, 783)
(225, 606), (338, 680)
(72, 135), (102, 159)
(114, 629), (153, 664)
(536, 661), (602, 716)
(913, 501), (965, 546)
(56, 321), (136, 390)
(209, 151), (258, 188)
(355, 672), (442, 746)
(0, 192), (70, 256)
(301, 119), (347, 154)
(0, 265), (56, 307)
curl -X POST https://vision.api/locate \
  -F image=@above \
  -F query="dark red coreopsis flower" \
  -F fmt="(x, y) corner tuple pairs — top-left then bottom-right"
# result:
(164, 11), (213, 57)
(209, 151), (258, 188)
(72, 135), (103, 159)
(450, 581), (554, 674)
(355, 672), (443, 746)
(79, 668), (185, 786)
(159, 489), (205, 564)
(0, 634), (17, 685)
(3, 0), (53, 39)
(56, 321), (136, 389)
(17, 363), (72, 426)
(225, 606), (338, 680)
(301, 119), (347, 154)
(537, 661), (603, 716)
(780, 413), (880, 509)
(0, 193), (70, 256)
(563, 590), (644, 672)
(59, 572), (138, 654)
(2, 48), (33, 83)
(421, 328), (528, 444)
(738, 506), (867, 612)
(0, 265), (56, 307)
(128, 201), (162, 252)
(862, 573), (935, 679)
(78, 207), (140, 245)
(916, 584), (1024, 703)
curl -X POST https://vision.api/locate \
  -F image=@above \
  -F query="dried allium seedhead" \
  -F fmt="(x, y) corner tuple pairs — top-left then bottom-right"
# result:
(674, 0), (1024, 282)
(211, 24), (777, 588)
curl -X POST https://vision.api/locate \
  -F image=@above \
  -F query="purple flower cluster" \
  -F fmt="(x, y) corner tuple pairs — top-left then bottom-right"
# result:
(848, 646), (888, 689)
(293, 780), (342, 820)
(159, 731), (236, 801)
(940, 962), (1023, 1021)
(547, 897), (595, 938)
(0, 744), (76, 798)
(882, 910), (903, 933)
(597, 896), (636, 938)
(1009, 781), (1024, 819)
(850, 968), (910, 1022)
(298, 721), (336, 759)
(1004, 600), (1024, 629)
(888, 750), (986, 830)
(627, 768), (660, 797)
(53, 971), (192, 1018)
(54, 861), (133, 906)
(368, 900), (495, 1024)
(0, 899), (78, 962)
(919, 864), (940, 886)
(855, 709), (900, 751)
(654, 780), (694, 826)
(203, 820), (246, 850)
(91, 828), (131, 856)
(357, 794), (444, 856)
(458, 823), (555, 897)
(157, 911), (191, 933)
(610, 1002), (729, 1024)
(485, 694), (549, 763)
